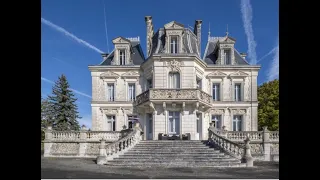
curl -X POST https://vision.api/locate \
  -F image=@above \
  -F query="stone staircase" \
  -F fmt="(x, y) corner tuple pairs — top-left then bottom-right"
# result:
(105, 140), (246, 167)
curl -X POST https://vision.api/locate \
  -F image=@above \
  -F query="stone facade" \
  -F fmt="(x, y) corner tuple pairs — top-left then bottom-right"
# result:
(88, 16), (261, 141)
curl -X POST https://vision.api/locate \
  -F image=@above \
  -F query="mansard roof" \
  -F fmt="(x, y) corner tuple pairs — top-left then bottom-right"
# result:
(99, 40), (145, 66)
(150, 28), (200, 57)
(203, 36), (249, 65)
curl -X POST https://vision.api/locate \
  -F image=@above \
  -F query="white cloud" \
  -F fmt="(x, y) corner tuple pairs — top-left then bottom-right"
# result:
(257, 47), (277, 63)
(241, 0), (257, 65)
(267, 38), (279, 81)
(41, 17), (104, 54)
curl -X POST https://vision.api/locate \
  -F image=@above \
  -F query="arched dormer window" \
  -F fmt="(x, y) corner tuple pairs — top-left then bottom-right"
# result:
(168, 72), (180, 89)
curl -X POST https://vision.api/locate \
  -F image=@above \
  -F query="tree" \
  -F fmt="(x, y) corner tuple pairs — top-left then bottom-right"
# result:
(257, 79), (279, 131)
(41, 96), (54, 129)
(47, 74), (81, 131)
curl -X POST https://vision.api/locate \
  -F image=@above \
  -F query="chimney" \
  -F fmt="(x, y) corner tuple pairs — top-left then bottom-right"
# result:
(194, 20), (202, 54)
(145, 16), (154, 57)
(240, 53), (247, 59)
(101, 53), (109, 61)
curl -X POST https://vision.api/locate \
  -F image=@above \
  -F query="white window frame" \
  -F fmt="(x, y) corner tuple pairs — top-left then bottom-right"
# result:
(106, 83), (115, 101)
(196, 79), (202, 89)
(170, 36), (179, 54)
(168, 111), (180, 134)
(128, 83), (136, 101)
(211, 115), (222, 129)
(119, 49), (126, 65)
(224, 49), (231, 65)
(127, 115), (137, 129)
(232, 115), (242, 131)
(106, 115), (116, 131)
(168, 72), (180, 89)
(212, 83), (220, 101)
(234, 83), (242, 102)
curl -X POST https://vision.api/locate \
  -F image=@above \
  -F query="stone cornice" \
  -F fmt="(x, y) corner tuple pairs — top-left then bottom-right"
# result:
(88, 66), (140, 72)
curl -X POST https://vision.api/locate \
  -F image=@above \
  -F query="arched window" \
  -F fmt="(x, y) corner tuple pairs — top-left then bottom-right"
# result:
(168, 72), (180, 89)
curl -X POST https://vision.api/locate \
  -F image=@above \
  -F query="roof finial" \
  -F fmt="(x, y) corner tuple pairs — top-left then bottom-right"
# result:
(208, 22), (211, 39)
(226, 24), (229, 36)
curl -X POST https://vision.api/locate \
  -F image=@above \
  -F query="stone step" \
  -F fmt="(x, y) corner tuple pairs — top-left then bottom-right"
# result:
(115, 157), (238, 161)
(132, 147), (212, 149)
(128, 150), (220, 153)
(123, 152), (223, 155)
(105, 162), (244, 167)
(119, 154), (230, 158)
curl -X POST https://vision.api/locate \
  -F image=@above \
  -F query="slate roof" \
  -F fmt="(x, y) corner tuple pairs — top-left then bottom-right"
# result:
(99, 40), (145, 66)
(203, 37), (249, 65)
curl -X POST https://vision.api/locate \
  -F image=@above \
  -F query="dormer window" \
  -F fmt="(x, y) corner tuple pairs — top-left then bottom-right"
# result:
(224, 50), (231, 65)
(170, 36), (178, 54)
(119, 49), (126, 65)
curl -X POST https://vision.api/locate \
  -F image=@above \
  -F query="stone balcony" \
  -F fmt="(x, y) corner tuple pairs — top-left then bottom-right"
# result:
(135, 88), (213, 109)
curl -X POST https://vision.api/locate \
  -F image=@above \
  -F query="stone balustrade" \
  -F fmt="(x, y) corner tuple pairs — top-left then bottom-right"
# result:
(135, 88), (212, 106)
(208, 127), (253, 167)
(97, 122), (143, 165)
(209, 126), (279, 162)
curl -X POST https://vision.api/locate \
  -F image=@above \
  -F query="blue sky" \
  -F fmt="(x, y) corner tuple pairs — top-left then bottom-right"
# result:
(41, 0), (279, 128)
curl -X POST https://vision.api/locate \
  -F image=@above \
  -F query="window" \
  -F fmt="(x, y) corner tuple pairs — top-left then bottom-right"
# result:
(106, 116), (116, 131)
(107, 83), (114, 101)
(212, 115), (222, 129)
(224, 50), (231, 64)
(128, 83), (135, 101)
(168, 111), (180, 134)
(170, 36), (178, 54)
(147, 79), (153, 89)
(147, 114), (153, 134)
(233, 115), (242, 131)
(197, 79), (202, 89)
(119, 50), (126, 65)
(234, 83), (241, 101)
(212, 83), (220, 101)
(169, 72), (180, 89)
(127, 115), (137, 129)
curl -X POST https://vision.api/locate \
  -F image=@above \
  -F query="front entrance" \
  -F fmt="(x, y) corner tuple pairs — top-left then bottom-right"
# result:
(146, 114), (153, 140)
(195, 113), (202, 140)
(168, 111), (180, 135)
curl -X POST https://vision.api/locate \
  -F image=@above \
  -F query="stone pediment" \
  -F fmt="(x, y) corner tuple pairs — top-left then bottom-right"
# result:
(219, 36), (236, 44)
(164, 21), (184, 29)
(121, 71), (140, 78)
(206, 71), (227, 78)
(112, 37), (131, 44)
(100, 71), (120, 79)
(229, 71), (248, 78)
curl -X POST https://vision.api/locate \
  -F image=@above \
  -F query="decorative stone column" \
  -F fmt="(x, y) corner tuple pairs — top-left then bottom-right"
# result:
(44, 126), (53, 157)
(96, 138), (107, 165)
(241, 136), (254, 167)
(263, 126), (271, 161)
(79, 125), (88, 157)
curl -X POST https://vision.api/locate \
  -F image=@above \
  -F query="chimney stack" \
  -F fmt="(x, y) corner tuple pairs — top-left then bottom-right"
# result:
(145, 16), (154, 57)
(194, 20), (202, 54)
(240, 53), (247, 59)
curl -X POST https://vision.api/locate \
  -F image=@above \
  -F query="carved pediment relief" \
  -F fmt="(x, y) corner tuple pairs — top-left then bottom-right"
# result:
(219, 36), (236, 43)
(210, 109), (224, 115)
(100, 71), (120, 79)
(229, 71), (249, 78)
(112, 37), (131, 44)
(231, 109), (246, 115)
(167, 59), (183, 72)
(164, 21), (184, 29)
(206, 71), (227, 79)
(121, 71), (140, 78)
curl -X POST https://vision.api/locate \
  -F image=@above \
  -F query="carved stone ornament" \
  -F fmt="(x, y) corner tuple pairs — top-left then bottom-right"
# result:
(210, 109), (224, 115)
(206, 71), (227, 79)
(100, 71), (120, 79)
(167, 59), (183, 71)
(121, 71), (140, 78)
(103, 109), (118, 115)
(229, 71), (248, 78)
(232, 109), (246, 115)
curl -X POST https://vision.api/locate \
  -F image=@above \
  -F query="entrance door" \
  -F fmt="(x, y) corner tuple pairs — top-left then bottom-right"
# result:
(146, 114), (153, 140)
(168, 111), (180, 135)
(195, 113), (202, 140)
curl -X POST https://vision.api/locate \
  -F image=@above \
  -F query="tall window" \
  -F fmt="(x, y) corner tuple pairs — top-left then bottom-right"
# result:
(147, 79), (153, 89)
(169, 72), (180, 89)
(233, 115), (242, 131)
(107, 83), (114, 101)
(127, 115), (137, 129)
(212, 115), (222, 129)
(224, 50), (230, 64)
(106, 115), (116, 131)
(128, 83), (135, 101)
(170, 36), (178, 54)
(234, 83), (241, 101)
(212, 83), (220, 101)
(119, 50), (126, 65)
(197, 79), (202, 89)
(168, 111), (180, 134)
